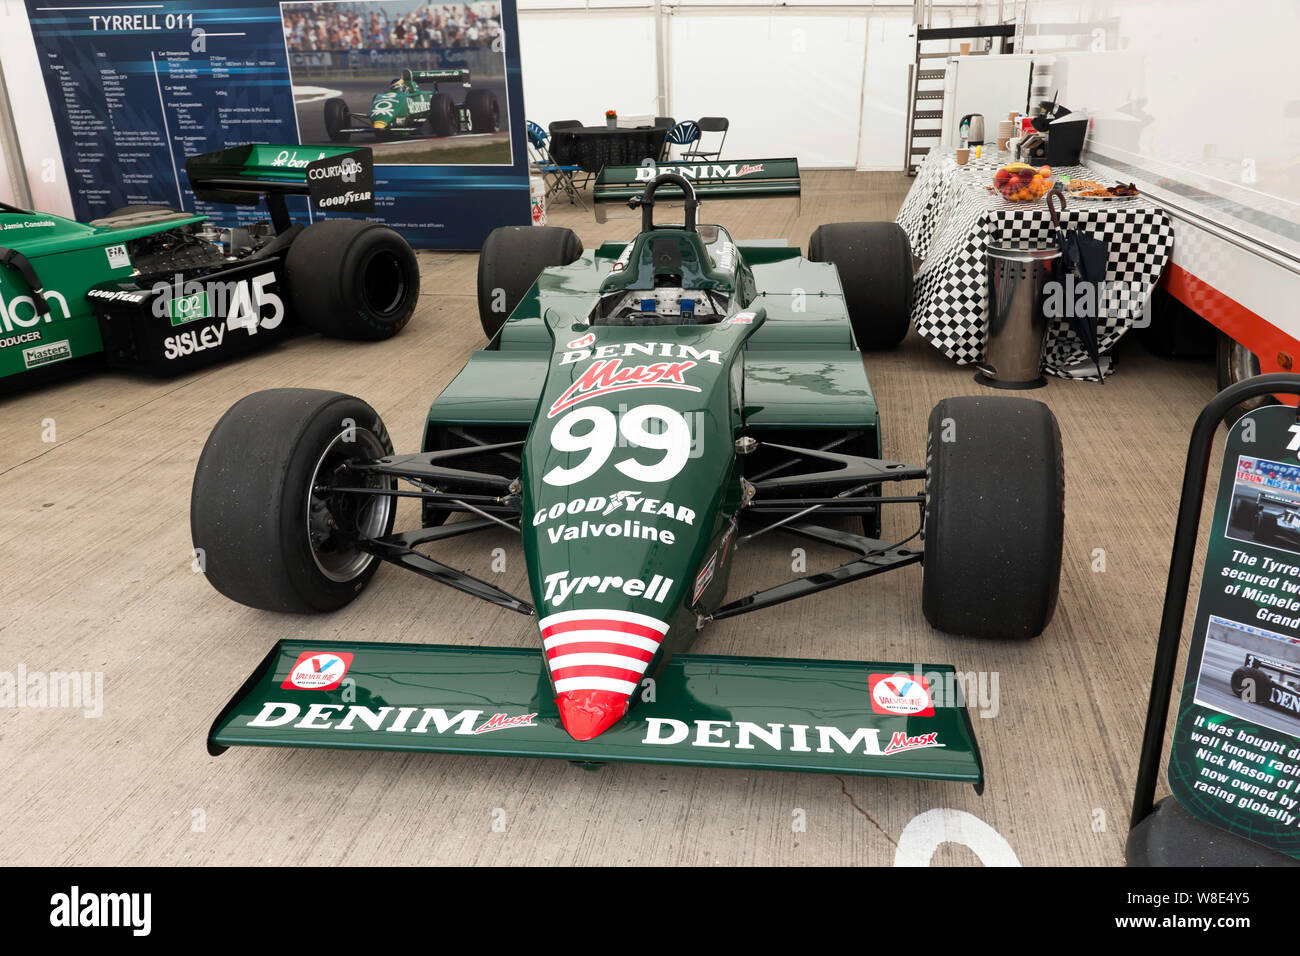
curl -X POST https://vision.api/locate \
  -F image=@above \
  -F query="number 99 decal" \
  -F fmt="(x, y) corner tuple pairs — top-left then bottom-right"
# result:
(543, 404), (691, 486)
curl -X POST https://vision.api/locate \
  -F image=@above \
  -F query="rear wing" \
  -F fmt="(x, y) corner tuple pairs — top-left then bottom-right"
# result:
(593, 157), (799, 222)
(1246, 654), (1300, 677)
(1255, 492), (1300, 510)
(185, 144), (375, 228)
(594, 158), (800, 202)
(412, 69), (469, 85)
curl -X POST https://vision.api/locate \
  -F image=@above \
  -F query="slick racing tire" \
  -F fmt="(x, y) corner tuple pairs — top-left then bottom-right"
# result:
(324, 98), (352, 142)
(191, 389), (397, 613)
(808, 221), (913, 350)
(477, 225), (583, 339)
(1230, 666), (1272, 702)
(466, 89), (500, 132)
(426, 93), (457, 137)
(921, 396), (1064, 639)
(285, 219), (419, 341)
(1231, 497), (1258, 530)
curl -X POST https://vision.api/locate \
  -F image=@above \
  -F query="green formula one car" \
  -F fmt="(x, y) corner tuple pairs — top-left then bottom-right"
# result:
(0, 144), (418, 392)
(324, 69), (501, 141)
(197, 160), (1065, 786)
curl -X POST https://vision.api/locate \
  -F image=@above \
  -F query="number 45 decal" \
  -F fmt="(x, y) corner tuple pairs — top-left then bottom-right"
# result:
(225, 273), (284, 335)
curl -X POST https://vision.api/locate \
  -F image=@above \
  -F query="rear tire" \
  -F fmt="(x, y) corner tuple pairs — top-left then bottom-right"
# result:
(1255, 511), (1282, 545)
(477, 225), (583, 339)
(285, 219), (419, 341)
(808, 221), (913, 350)
(426, 93), (457, 137)
(466, 89), (500, 132)
(1231, 667), (1271, 701)
(324, 98), (352, 143)
(921, 396), (1064, 639)
(191, 389), (396, 613)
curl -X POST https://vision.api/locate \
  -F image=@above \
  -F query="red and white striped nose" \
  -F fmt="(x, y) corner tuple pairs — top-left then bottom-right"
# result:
(539, 609), (669, 741)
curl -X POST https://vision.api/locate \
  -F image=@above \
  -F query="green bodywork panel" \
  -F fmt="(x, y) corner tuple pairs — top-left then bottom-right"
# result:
(428, 229), (880, 438)
(0, 209), (202, 378)
(210, 640), (983, 784)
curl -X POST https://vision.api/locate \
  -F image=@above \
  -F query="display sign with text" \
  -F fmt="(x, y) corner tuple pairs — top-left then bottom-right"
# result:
(1169, 405), (1300, 859)
(23, 0), (528, 248)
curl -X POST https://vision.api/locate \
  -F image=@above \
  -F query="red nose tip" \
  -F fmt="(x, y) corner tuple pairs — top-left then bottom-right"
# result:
(556, 689), (629, 741)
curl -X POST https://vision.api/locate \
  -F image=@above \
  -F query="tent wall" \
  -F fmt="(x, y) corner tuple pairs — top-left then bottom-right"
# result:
(518, 0), (989, 170)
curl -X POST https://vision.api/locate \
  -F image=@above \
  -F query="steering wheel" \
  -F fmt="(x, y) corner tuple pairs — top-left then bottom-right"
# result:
(632, 172), (699, 233)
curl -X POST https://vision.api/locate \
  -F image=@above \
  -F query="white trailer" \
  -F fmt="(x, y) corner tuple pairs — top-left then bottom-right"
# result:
(1012, 0), (1300, 393)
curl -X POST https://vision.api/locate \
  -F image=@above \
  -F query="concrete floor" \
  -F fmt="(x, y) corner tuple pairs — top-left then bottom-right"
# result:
(0, 171), (1222, 865)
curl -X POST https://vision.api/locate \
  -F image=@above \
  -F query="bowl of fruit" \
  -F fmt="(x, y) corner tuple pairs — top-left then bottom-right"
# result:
(993, 163), (1053, 201)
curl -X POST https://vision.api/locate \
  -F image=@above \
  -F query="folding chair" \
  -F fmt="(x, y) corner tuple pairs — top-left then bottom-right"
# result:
(683, 117), (728, 161)
(526, 121), (586, 208)
(548, 120), (591, 190)
(663, 120), (699, 161)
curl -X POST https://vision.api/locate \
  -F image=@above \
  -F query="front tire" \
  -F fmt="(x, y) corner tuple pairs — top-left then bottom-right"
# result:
(921, 396), (1064, 639)
(466, 89), (500, 132)
(191, 389), (396, 613)
(477, 225), (583, 339)
(808, 221), (913, 350)
(324, 98), (352, 142)
(285, 219), (419, 341)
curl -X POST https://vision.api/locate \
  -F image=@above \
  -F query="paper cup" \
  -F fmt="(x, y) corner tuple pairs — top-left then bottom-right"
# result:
(959, 42), (971, 55)
(956, 148), (970, 165)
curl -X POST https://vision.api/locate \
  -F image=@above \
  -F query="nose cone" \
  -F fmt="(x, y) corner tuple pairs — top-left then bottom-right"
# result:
(556, 689), (629, 741)
(540, 609), (670, 741)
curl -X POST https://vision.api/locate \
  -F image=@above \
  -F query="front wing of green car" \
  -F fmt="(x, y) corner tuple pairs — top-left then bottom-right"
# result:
(209, 640), (983, 785)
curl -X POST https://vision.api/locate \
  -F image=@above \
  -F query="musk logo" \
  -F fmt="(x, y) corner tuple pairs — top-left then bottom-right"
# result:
(548, 358), (698, 417)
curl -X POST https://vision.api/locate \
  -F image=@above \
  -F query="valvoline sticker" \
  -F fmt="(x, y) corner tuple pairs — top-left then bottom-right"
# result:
(282, 651), (354, 691)
(869, 673), (935, 717)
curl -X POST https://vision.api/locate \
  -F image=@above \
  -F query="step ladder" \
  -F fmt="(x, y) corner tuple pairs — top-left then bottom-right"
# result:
(904, 23), (1017, 175)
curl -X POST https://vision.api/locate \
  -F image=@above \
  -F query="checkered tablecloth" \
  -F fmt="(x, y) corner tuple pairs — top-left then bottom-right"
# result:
(897, 148), (1175, 379)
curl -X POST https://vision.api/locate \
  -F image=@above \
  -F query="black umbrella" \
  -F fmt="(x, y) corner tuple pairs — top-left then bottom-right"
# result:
(1046, 185), (1109, 380)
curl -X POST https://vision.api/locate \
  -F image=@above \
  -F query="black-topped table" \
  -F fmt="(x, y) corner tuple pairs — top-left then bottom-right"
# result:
(547, 125), (668, 173)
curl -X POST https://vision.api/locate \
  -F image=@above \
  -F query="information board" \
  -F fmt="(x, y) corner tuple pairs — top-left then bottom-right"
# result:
(1169, 404), (1300, 859)
(22, 0), (529, 248)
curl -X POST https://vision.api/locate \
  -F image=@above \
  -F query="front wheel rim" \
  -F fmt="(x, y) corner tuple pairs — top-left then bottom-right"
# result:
(306, 428), (393, 582)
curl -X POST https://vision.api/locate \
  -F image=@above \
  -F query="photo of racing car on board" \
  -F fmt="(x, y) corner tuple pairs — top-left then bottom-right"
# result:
(1230, 492), (1300, 552)
(323, 68), (500, 142)
(283, 0), (511, 165)
(1194, 615), (1300, 737)
(194, 162), (1065, 786)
